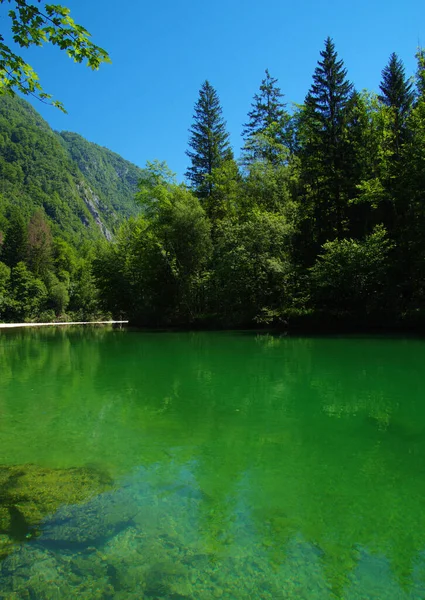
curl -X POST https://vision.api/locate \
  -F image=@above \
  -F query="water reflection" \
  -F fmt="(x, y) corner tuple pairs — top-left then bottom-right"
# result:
(1, 328), (425, 598)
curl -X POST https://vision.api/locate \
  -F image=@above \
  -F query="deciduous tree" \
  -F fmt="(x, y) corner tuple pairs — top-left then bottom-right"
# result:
(26, 208), (52, 276)
(0, 0), (110, 111)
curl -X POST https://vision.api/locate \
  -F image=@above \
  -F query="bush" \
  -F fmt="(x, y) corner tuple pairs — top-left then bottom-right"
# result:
(309, 226), (394, 315)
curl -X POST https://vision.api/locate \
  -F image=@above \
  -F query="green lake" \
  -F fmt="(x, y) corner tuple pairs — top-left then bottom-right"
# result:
(1, 327), (425, 599)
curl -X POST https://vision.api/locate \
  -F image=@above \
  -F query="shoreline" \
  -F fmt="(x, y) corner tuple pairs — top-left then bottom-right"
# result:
(0, 321), (129, 329)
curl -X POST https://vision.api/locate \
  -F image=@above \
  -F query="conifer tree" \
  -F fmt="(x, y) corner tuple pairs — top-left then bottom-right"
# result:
(185, 81), (232, 200)
(2, 208), (27, 267)
(304, 37), (353, 155)
(379, 52), (414, 155)
(242, 70), (289, 165)
(415, 48), (425, 98)
(298, 37), (355, 247)
(392, 51), (425, 303)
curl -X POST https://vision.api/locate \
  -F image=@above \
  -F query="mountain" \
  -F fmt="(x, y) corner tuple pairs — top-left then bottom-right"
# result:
(58, 131), (143, 231)
(0, 95), (143, 243)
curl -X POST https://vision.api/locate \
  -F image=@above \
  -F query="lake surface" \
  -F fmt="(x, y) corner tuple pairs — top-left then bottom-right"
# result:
(1, 327), (425, 599)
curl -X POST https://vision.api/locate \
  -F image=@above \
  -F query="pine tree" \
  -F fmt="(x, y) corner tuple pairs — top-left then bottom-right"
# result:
(242, 70), (289, 165)
(415, 47), (425, 98)
(379, 53), (414, 113)
(185, 81), (232, 200)
(390, 52), (425, 304)
(2, 208), (27, 268)
(304, 37), (353, 153)
(298, 37), (355, 247)
(379, 52), (414, 155)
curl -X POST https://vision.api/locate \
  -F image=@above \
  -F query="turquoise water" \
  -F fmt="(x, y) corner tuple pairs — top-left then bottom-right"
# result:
(1, 327), (425, 598)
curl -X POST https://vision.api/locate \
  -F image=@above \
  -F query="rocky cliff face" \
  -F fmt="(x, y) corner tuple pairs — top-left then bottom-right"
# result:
(0, 96), (144, 243)
(58, 131), (144, 229)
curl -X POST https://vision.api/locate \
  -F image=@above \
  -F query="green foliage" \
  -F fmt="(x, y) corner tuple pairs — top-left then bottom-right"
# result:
(379, 53), (414, 159)
(310, 226), (394, 315)
(242, 70), (290, 165)
(0, 0), (110, 111)
(10, 260), (48, 320)
(243, 160), (295, 215)
(204, 158), (242, 222)
(0, 260), (11, 320)
(95, 172), (212, 326)
(90, 42), (425, 330)
(1, 205), (27, 265)
(58, 131), (143, 224)
(211, 210), (293, 324)
(136, 159), (178, 217)
(379, 52), (414, 116)
(415, 47), (425, 97)
(48, 280), (69, 314)
(26, 208), (53, 276)
(297, 37), (356, 247)
(68, 259), (102, 320)
(185, 80), (232, 204)
(0, 95), (142, 244)
(0, 94), (146, 322)
(3, 43), (425, 330)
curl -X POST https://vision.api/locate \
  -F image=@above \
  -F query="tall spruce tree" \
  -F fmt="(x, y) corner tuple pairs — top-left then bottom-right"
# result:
(185, 81), (232, 201)
(242, 70), (289, 165)
(379, 52), (414, 156)
(298, 37), (355, 247)
(390, 51), (425, 306)
(415, 48), (425, 98)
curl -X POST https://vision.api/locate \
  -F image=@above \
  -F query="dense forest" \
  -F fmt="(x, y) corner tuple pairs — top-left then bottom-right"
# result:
(0, 95), (143, 322)
(2, 38), (425, 329)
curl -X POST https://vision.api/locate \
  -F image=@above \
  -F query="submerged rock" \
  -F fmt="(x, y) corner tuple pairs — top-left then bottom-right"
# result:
(39, 487), (141, 546)
(0, 463), (111, 559)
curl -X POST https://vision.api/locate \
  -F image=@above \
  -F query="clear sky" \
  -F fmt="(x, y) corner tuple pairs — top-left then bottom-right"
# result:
(1, 0), (425, 179)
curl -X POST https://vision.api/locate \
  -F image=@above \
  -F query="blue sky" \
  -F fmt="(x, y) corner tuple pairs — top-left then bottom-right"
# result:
(1, 0), (425, 179)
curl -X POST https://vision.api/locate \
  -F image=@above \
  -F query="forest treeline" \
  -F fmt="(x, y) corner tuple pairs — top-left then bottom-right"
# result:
(94, 38), (425, 329)
(2, 37), (425, 328)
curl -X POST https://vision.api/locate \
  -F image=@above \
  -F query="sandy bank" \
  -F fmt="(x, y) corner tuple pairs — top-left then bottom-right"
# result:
(0, 321), (128, 329)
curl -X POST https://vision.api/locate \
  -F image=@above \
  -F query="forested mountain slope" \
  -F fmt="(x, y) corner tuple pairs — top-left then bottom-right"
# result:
(58, 131), (142, 226)
(0, 95), (143, 323)
(0, 95), (142, 243)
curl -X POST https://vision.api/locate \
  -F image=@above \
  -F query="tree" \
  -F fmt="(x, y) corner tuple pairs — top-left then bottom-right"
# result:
(243, 158), (295, 215)
(392, 50), (425, 309)
(10, 260), (47, 320)
(242, 69), (289, 165)
(310, 225), (394, 316)
(203, 157), (242, 223)
(185, 80), (232, 202)
(297, 37), (355, 247)
(1, 206), (27, 266)
(378, 52), (414, 156)
(26, 208), (52, 276)
(0, 0), (110, 111)
(415, 47), (425, 97)
(211, 210), (293, 325)
(47, 278), (69, 314)
(0, 260), (11, 320)
(95, 162), (212, 325)
(370, 54), (415, 264)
